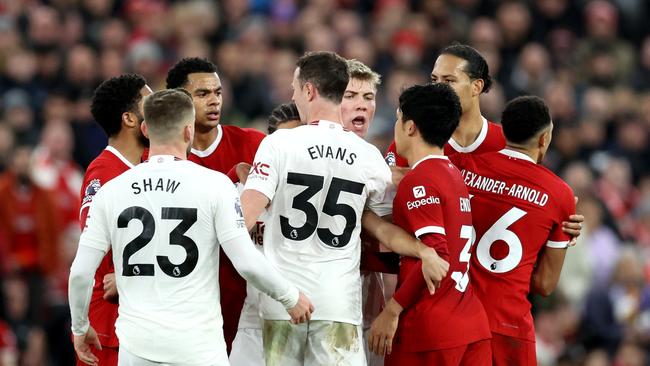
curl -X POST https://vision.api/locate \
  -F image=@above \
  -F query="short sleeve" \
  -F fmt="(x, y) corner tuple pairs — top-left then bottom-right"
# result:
(365, 150), (395, 217)
(78, 188), (111, 253)
(214, 179), (250, 244)
(395, 174), (446, 238)
(546, 184), (577, 249)
(243, 135), (280, 201)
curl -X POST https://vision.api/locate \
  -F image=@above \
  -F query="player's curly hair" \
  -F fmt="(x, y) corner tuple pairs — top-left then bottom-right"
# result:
(399, 83), (461, 148)
(441, 43), (492, 94)
(501, 96), (551, 144)
(267, 102), (300, 134)
(91, 74), (146, 138)
(166, 57), (218, 89)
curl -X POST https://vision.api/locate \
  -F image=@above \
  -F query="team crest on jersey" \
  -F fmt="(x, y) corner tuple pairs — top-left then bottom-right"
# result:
(234, 198), (245, 228)
(385, 152), (396, 166)
(412, 185), (426, 198)
(82, 179), (101, 205)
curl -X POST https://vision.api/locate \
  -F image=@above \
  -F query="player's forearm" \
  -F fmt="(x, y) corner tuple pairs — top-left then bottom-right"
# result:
(68, 245), (105, 335)
(361, 211), (423, 258)
(531, 247), (567, 297)
(241, 189), (270, 231)
(221, 234), (299, 309)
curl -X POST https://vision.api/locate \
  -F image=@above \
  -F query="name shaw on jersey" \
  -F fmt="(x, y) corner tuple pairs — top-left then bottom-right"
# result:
(307, 144), (357, 165)
(131, 177), (181, 195)
(461, 170), (549, 207)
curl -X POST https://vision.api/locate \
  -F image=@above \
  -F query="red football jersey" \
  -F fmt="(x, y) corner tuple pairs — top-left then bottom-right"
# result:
(188, 123), (265, 353)
(450, 149), (576, 341)
(385, 118), (505, 167)
(79, 146), (134, 348)
(391, 155), (491, 352)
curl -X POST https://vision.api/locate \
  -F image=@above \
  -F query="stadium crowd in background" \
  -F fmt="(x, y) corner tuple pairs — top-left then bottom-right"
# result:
(0, 0), (649, 365)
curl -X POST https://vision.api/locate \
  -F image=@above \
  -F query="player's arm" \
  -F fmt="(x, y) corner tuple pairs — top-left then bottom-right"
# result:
(241, 189), (270, 231)
(562, 196), (583, 246)
(241, 136), (278, 230)
(369, 232), (449, 356)
(530, 246), (567, 297)
(361, 210), (449, 286)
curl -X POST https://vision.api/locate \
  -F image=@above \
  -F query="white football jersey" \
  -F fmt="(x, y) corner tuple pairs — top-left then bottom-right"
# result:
(244, 120), (394, 325)
(80, 155), (248, 365)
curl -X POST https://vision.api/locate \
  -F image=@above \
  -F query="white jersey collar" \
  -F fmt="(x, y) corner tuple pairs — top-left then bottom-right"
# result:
(498, 149), (536, 164)
(105, 145), (135, 168)
(447, 116), (488, 153)
(412, 154), (449, 169)
(191, 124), (223, 158)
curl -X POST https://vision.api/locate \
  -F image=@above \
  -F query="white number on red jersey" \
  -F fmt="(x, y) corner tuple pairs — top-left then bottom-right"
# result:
(451, 225), (476, 292)
(476, 207), (527, 273)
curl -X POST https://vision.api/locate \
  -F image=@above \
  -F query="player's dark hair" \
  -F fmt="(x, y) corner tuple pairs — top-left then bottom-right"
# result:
(91, 74), (146, 138)
(399, 83), (461, 148)
(501, 96), (551, 144)
(296, 51), (349, 103)
(268, 102), (300, 134)
(440, 43), (492, 94)
(144, 89), (195, 138)
(166, 57), (218, 89)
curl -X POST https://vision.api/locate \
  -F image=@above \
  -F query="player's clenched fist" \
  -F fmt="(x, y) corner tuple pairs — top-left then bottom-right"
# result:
(287, 292), (314, 324)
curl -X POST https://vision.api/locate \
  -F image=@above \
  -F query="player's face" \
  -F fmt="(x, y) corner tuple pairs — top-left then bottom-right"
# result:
(276, 119), (303, 131)
(430, 54), (474, 114)
(291, 67), (308, 122)
(341, 78), (377, 138)
(185, 72), (222, 132)
(136, 85), (153, 148)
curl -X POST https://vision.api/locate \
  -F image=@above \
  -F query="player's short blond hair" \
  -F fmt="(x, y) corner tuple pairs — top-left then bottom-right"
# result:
(346, 59), (381, 91)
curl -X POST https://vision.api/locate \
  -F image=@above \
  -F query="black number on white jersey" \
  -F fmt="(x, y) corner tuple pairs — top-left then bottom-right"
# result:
(280, 172), (365, 248)
(118, 206), (199, 277)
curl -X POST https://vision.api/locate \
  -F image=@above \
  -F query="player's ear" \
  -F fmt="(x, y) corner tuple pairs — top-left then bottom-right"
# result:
(471, 78), (484, 97)
(141, 121), (149, 139)
(123, 111), (138, 128)
(406, 119), (417, 136)
(305, 82), (316, 102)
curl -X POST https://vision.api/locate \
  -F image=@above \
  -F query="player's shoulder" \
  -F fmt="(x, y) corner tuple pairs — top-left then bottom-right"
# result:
(222, 124), (266, 140)
(535, 164), (574, 199)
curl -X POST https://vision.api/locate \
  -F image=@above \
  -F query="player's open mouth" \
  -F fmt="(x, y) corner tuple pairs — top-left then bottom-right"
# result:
(352, 116), (366, 127)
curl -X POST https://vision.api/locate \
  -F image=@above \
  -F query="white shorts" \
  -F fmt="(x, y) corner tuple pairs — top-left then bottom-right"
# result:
(263, 320), (366, 366)
(229, 328), (264, 366)
(118, 346), (226, 366)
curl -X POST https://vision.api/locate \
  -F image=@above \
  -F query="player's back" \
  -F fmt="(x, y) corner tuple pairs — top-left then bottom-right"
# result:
(88, 156), (238, 364)
(392, 157), (490, 351)
(450, 150), (575, 341)
(247, 120), (393, 325)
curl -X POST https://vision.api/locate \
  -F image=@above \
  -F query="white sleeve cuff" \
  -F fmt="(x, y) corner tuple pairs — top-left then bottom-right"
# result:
(546, 240), (569, 249)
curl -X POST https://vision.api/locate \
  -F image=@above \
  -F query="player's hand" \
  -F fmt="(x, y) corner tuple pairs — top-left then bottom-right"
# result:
(236, 162), (252, 184)
(369, 299), (402, 356)
(419, 247), (449, 294)
(390, 166), (410, 186)
(73, 326), (102, 366)
(102, 273), (118, 303)
(562, 197), (583, 247)
(287, 292), (314, 324)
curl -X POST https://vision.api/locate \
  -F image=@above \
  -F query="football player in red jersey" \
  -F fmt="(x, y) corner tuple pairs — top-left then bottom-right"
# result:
(370, 83), (491, 365)
(449, 96), (576, 366)
(165, 58), (266, 354)
(75, 74), (152, 366)
(385, 44), (505, 167)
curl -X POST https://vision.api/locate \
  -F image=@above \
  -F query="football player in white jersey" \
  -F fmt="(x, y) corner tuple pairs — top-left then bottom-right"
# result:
(241, 51), (448, 366)
(69, 89), (313, 366)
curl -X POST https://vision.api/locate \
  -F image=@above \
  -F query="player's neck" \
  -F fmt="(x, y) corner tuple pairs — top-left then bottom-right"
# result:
(307, 102), (342, 125)
(451, 104), (483, 147)
(148, 143), (187, 161)
(192, 125), (219, 151)
(108, 135), (145, 166)
(406, 142), (444, 167)
(505, 143), (539, 164)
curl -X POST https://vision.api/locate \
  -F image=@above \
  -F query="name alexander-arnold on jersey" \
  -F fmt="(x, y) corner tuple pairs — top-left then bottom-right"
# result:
(307, 144), (357, 165)
(461, 170), (549, 207)
(131, 177), (181, 195)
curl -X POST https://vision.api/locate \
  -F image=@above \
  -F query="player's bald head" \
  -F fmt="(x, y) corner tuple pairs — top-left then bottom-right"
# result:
(143, 89), (195, 142)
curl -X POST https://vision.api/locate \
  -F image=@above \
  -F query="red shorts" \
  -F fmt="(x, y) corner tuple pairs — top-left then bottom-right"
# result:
(385, 339), (491, 366)
(491, 333), (536, 366)
(76, 346), (118, 366)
